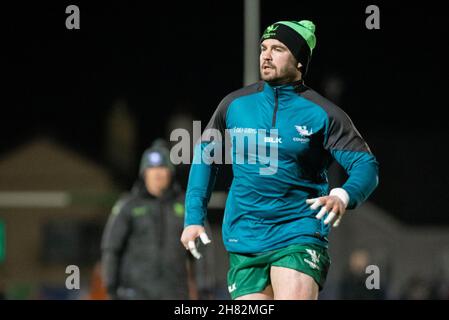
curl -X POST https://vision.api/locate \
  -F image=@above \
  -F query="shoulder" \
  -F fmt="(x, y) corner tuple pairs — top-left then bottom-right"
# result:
(299, 86), (371, 152)
(219, 81), (264, 109)
(298, 85), (351, 123)
(110, 192), (139, 216)
(207, 82), (264, 129)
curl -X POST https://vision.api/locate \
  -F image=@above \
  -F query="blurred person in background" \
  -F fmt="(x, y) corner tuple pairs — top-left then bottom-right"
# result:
(181, 19), (379, 300)
(101, 139), (213, 299)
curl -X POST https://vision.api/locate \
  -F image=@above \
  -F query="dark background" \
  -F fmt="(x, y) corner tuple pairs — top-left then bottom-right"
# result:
(2, 1), (448, 225)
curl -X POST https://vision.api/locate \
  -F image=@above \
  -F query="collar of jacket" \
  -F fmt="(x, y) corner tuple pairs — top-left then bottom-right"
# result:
(263, 79), (307, 96)
(262, 80), (308, 104)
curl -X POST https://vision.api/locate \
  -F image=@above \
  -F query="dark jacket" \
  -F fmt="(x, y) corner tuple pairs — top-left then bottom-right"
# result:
(101, 179), (191, 299)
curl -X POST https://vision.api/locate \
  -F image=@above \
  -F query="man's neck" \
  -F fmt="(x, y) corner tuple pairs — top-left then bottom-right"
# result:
(268, 77), (302, 87)
(267, 73), (302, 86)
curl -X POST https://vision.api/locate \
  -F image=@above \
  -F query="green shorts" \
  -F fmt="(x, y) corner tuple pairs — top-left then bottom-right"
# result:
(227, 243), (331, 299)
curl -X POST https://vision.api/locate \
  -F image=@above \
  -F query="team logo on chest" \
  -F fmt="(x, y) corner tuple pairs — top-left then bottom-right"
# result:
(293, 125), (313, 143)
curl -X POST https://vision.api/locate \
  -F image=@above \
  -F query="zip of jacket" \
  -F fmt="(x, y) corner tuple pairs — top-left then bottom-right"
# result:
(271, 88), (279, 127)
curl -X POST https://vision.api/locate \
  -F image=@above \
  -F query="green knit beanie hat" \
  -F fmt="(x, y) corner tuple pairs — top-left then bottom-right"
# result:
(261, 20), (317, 75)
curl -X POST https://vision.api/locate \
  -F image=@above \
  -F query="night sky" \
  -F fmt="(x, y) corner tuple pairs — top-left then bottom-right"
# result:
(2, 1), (449, 225)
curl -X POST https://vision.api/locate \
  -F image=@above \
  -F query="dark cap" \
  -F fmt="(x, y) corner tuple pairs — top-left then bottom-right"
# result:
(139, 139), (174, 175)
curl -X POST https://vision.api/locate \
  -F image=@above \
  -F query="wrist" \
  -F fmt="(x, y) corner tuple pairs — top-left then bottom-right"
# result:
(329, 188), (350, 208)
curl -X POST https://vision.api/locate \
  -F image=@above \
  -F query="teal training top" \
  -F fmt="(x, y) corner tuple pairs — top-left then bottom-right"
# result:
(185, 81), (379, 254)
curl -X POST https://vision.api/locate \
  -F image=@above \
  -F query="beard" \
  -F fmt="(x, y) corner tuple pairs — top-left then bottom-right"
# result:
(260, 63), (300, 85)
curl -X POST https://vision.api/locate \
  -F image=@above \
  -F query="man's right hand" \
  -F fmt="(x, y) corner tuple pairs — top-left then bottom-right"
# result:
(180, 225), (211, 259)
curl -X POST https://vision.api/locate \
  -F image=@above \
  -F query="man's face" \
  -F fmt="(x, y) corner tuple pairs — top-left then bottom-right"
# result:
(144, 167), (172, 197)
(260, 39), (301, 85)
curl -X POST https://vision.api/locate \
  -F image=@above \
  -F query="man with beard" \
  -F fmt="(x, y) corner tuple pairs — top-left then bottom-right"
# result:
(181, 20), (379, 300)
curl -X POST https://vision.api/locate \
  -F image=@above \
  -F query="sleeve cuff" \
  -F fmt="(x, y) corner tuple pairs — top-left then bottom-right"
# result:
(330, 188), (350, 208)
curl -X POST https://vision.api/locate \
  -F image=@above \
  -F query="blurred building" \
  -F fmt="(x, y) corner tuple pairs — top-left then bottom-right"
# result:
(0, 137), (118, 299)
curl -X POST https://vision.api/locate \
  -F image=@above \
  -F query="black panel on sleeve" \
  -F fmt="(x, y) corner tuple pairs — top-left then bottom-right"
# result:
(299, 86), (372, 153)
